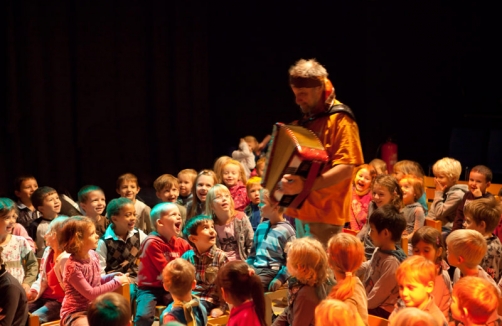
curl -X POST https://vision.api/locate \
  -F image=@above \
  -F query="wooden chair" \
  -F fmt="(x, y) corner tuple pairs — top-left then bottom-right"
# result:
(400, 236), (408, 256)
(264, 288), (288, 326)
(207, 314), (229, 326)
(423, 176), (435, 189)
(425, 217), (442, 233)
(40, 321), (60, 326)
(425, 188), (436, 202)
(28, 314), (39, 326)
(114, 283), (131, 303)
(368, 314), (389, 326)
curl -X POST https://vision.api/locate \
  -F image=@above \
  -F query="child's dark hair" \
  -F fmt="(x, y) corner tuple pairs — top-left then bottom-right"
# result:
(369, 204), (406, 242)
(411, 226), (445, 266)
(372, 174), (403, 210)
(31, 186), (57, 210)
(78, 185), (104, 204)
(470, 165), (493, 183)
(182, 214), (213, 245)
(106, 197), (134, 220)
(87, 292), (131, 326)
(13, 174), (36, 192)
(0, 198), (17, 219)
(464, 197), (502, 234)
(217, 260), (266, 326)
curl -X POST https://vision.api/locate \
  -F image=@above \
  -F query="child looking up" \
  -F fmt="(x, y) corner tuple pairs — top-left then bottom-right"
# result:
(389, 255), (447, 326)
(87, 292), (131, 326)
(205, 184), (254, 261)
(349, 164), (376, 232)
(244, 177), (263, 231)
(13, 174), (39, 229)
(247, 188), (296, 292)
(116, 173), (152, 234)
(58, 216), (130, 326)
(356, 204), (407, 319)
(272, 237), (329, 326)
(177, 169), (197, 206)
(78, 185), (108, 237)
(327, 233), (368, 325)
(135, 202), (190, 326)
(28, 186), (61, 258)
(153, 174), (187, 227)
(400, 174), (425, 255)
(462, 197), (502, 282)
(182, 215), (229, 318)
(217, 260), (266, 326)
(232, 137), (256, 179)
(187, 170), (218, 220)
(219, 159), (250, 212)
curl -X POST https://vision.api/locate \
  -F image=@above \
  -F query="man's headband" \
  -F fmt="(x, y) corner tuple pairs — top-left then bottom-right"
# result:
(289, 76), (323, 88)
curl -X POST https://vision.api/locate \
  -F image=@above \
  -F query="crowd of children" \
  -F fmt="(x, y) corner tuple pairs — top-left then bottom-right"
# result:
(1, 151), (502, 326)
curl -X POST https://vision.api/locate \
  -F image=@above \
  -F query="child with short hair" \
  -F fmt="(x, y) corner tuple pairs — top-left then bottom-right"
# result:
(247, 188), (296, 292)
(78, 185), (109, 237)
(272, 237), (329, 326)
(87, 292), (131, 326)
(327, 233), (368, 325)
(182, 215), (229, 318)
(177, 169), (197, 206)
(315, 299), (365, 326)
(232, 137), (256, 179)
(135, 202), (191, 326)
(462, 197), (502, 282)
(393, 160), (428, 214)
(13, 174), (40, 229)
(356, 204), (407, 319)
(389, 255), (447, 326)
(219, 159), (250, 212)
(399, 174), (425, 255)
(451, 276), (501, 325)
(213, 156), (231, 184)
(389, 307), (440, 326)
(452, 165), (494, 232)
(349, 164), (376, 232)
(116, 173), (152, 234)
(59, 216), (130, 326)
(160, 258), (207, 326)
(244, 177), (263, 231)
(187, 170), (218, 220)
(252, 157), (266, 178)
(369, 158), (387, 175)
(0, 246), (28, 326)
(28, 186), (61, 258)
(153, 174), (187, 226)
(217, 260), (266, 326)
(205, 184), (254, 261)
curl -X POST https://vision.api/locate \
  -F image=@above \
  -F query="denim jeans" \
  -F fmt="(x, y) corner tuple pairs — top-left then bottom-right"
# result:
(29, 297), (62, 323)
(134, 286), (172, 326)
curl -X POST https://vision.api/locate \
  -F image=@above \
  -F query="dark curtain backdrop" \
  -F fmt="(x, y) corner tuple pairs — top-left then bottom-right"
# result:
(5, 1), (210, 199)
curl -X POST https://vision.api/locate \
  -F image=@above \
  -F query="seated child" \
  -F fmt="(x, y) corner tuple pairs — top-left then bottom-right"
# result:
(11, 223), (36, 252)
(349, 164), (376, 232)
(315, 299), (365, 326)
(247, 188), (296, 292)
(452, 165), (494, 232)
(393, 160), (428, 214)
(116, 173), (152, 234)
(28, 186), (61, 258)
(28, 216), (70, 323)
(251, 157), (266, 178)
(369, 158), (387, 175)
(356, 204), (407, 319)
(13, 174), (40, 229)
(182, 215), (229, 318)
(161, 258), (207, 326)
(187, 170), (218, 220)
(389, 307), (440, 326)
(177, 169), (197, 206)
(232, 137), (256, 179)
(0, 246), (28, 326)
(272, 238), (329, 326)
(135, 202), (191, 326)
(389, 255), (447, 326)
(78, 185), (109, 237)
(219, 159), (250, 212)
(244, 177), (263, 231)
(427, 157), (468, 232)
(87, 292), (131, 326)
(462, 197), (502, 282)
(451, 276), (501, 325)
(217, 260), (266, 326)
(153, 174), (187, 227)
(399, 174), (425, 255)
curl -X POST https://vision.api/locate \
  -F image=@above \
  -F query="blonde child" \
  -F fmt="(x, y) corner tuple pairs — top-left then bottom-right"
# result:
(389, 308), (439, 326)
(451, 276), (501, 325)
(177, 169), (197, 206)
(349, 164), (376, 232)
(462, 197), (502, 282)
(392, 160), (428, 214)
(327, 233), (368, 325)
(232, 137), (256, 179)
(315, 299), (366, 326)
(58, 216), (130, 326)
(116, 173), (152, 234)
(411, 226), (452, 318)
(153, 174), (187, 226)
(251, 157), (267, 178)
(219, 159), (250, 212)
(245, 135), (271, 160)
(87, 292), (131, 326)
(428, 158), (468, 231)
(0, 198), (38, 296)
(78, 185), (108, 237)
(213, 156), (231, 184)
(272, 238), (329, 326)
(369, 158), (388, 175)
(187, 170), (218, 220)
(205, 184), (254, 261)
(399, 174), (425, 255)
(244, 177), (263, 231)
(13, 174), (39, 229)
(389, 255), (447, 326)
(217, 260), (266, 326)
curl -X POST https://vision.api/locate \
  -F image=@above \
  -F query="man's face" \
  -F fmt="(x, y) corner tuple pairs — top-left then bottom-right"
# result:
(290, 86), (323, 114)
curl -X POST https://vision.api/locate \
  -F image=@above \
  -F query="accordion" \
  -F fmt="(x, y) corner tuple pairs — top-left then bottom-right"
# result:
(261, 122), (329, 209)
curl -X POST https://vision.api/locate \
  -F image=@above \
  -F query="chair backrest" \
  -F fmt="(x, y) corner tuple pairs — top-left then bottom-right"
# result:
(425, 217), (442, 232)
(264, 288), (288, 326)
(207, 314), (229, 326)
(400, 236), (408, 257)
(28, 314), (39, 326)
(368, 314), (389, 326)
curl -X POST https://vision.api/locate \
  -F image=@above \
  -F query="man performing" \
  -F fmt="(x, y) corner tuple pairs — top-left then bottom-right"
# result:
(281, 58), (364, 246)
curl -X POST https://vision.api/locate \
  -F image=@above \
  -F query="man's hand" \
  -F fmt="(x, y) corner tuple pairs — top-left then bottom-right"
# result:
(281, 174), (304, 195)
(268, 279), (282, 292)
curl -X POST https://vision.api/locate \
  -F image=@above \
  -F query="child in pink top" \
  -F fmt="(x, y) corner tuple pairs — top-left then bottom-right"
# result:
(349, 164), (376, 231)
(219, 159), (250, 212)
(59, 216), (130, 326)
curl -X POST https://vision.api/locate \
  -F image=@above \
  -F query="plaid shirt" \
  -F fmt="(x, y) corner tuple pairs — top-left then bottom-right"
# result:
(182, 245), (228, 307)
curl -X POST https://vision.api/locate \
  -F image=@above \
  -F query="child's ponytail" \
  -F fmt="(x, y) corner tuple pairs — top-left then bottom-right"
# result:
(249, 272), (266, 326)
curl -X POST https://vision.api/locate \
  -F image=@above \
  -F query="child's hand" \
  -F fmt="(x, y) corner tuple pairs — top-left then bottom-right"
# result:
(22, 283), (31, 296)
(472, 184), (483, 197)
(210, 308), (224, 318)
(268, 279), (282, 292)
(115, 274), (130, 285)
(27, 289), (37, 301)
(434, 178), (447, 192)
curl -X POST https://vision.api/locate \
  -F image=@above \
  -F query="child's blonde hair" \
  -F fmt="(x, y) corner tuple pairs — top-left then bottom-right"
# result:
(399, 174), (424, 202)
(452, 276), (499, 324)
(246, 176), (262, 192)
(327, 233), (365, 301)
(58, 216), (95, 255)
(432, 157), (462, 182)
(372, 175), (403, 210)
(116, 173), (138, 189)
(315, 299), (357, 326)
(288, 237), (328, 287)
(150, 202), (179, 232)
(153, 174), (179, 192)
(243, 135), (259, 152)
(213, 156), (231, 184)
(162, 258), (195, 298)
(177, 169), (197, 182)
(393, 160), (425, 178)
(369, 158), (387, 175)
(464, 197), (502, 234)
(396, 255), (435, 286)
(205, 184), (236, 218)
(391, 307), (440, 326)
(446, 229), (487, 268)
(46, 216), (70, 246)
(88, 292), (131, 326)
(221, 159), (248, 185)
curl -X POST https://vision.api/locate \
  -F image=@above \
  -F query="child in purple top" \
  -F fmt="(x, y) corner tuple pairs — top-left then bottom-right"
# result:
(59, 216), (130, 326)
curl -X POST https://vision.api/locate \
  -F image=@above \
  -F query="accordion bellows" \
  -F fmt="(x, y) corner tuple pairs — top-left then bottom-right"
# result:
(261, 123), (329, 209)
